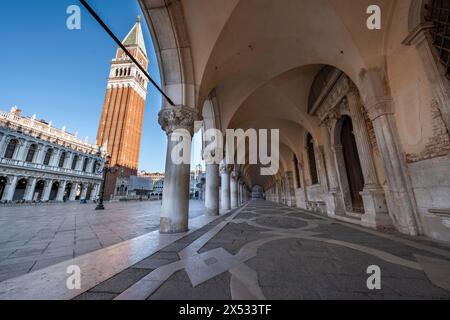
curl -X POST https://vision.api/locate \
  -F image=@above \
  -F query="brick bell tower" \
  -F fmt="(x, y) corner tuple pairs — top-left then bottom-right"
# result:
(96, 16), (149, 199)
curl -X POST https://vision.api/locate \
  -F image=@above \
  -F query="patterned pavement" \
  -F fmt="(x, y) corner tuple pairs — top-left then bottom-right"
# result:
(73, 201), (450, 300)
(0, 200), (204, 282)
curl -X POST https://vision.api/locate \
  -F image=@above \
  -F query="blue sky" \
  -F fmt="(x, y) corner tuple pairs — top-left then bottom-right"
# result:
(0, 0), (203, 172)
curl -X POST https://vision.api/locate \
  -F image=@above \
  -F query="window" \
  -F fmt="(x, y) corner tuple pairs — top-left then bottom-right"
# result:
(25, 144), (37, 163)
(293, 154), (301, 188)
(71, 155), (78, 170)
(43, 148), (53, 165)
(4, 139), (18, 159)
(58, 152), (66, 168)
(306, 133), (319, 185)
(82, 158), (89, 172)
(424, 0), (450, 79)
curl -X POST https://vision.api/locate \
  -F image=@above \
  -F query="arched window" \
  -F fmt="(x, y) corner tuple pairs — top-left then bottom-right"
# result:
(127, 67), (131, 76)
(306, 133), (319, 185)
(115, 69), (118, 77)
(43, 148), (53, 165)
(82, 158), (89, 172)
(424, 1), (450, 79)
(25, 144), (37, 163)
(4, 139), (18, 159)
(71, 155), (79, 170)
(58, 152), (66, 168)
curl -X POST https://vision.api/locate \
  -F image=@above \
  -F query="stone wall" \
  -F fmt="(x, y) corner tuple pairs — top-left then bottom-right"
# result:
(406, 101), (450, 163)
(408, 154), (450, 242)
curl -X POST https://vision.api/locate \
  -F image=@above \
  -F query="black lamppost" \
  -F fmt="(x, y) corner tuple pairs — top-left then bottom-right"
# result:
(95, 155), (118, 210)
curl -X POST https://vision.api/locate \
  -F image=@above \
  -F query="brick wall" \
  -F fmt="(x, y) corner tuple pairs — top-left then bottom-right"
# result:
(406, 100), (450, 163)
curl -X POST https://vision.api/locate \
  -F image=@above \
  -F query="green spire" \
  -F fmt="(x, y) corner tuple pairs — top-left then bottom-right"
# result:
(122, 16), (147, 56)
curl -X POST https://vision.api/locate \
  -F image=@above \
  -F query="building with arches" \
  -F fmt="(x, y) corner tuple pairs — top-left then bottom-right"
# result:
(138, 0), (450, 242)
(0, 107), (104, 204)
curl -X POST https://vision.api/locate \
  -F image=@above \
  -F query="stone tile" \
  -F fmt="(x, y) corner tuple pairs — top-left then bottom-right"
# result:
(73, 292), (117, 300)
(89, 268), (150, 294)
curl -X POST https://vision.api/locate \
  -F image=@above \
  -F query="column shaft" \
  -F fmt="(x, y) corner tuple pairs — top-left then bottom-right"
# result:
(205, 163), (220, 215)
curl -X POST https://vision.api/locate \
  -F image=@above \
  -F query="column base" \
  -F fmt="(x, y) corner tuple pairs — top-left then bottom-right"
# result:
(160, 217), (188, 234)
(205, 208), (219, 216)
(325, 191), (345, 218)
(361, 188), (393, 230)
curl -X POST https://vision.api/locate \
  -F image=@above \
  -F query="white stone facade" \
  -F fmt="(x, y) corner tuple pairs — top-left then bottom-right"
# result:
(0, 107), (104, 203)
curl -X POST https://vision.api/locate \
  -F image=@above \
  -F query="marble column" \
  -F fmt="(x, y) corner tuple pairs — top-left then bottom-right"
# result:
(285, 172), (296, 207)
(80, 184), (88, 200)
(24, 178), (37, 201)
(230, 170), (239, 209)
(89, 183), (99, 200)
(1, 176), (18, 201)
(205, 163), (220, 215)
(347, 92), (392, 229)
(332, 144), (352, 212)
(321, 123), (345, 217)
(13, 139), (26, 161)
(41, 180), (53, 201)
(0, 133), (6, 155)
(56, 181), (67, 202)
(158, 106), (199, 233)
(69, 182), (79, 201)
(220, 164), (231, 211)
(369, 102), (419, 235)
(50, 149), (61, 167)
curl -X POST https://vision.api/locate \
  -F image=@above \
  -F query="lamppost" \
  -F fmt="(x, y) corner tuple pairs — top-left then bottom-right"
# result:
(95, 154), (118, 210)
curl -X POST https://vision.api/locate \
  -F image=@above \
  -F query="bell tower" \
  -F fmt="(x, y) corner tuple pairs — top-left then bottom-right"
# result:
(96, 16), (149, 199)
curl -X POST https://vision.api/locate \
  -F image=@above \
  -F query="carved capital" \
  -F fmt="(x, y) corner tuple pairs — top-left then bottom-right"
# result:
(220, 164), (231, 174)
(158, 106), (200, 136)
(231, 170), (240, 180)
(366, 97), (393, 121)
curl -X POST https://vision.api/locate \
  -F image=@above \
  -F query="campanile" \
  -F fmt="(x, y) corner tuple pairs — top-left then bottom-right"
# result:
(96, 16), (148, 198)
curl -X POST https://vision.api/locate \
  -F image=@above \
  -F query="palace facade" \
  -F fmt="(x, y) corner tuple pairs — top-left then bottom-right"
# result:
(0, 107), (104, 203)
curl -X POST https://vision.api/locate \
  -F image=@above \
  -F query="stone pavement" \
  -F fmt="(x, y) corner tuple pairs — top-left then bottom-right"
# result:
(0, 200), (205, 282)
(0, 200), (450, 300)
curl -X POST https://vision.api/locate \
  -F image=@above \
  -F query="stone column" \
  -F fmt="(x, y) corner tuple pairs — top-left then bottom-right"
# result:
(86, 158), (95, 173)
(370, 104), (419, 234)
(80, 184), (89, 200)
(41, 180), (53, 201)
(93, 183), (101, 200)
(230, 169), (239, 209)
(76, 156), (84, 171)
(205, 163), (220, 215)
(0, 133), (6, 155)
(158, 106), (199, 233)
(321, 123), (345, 217)
(64, 153), (74, 169)
(332, 144), (352, 212)
(18, 141), (32, 162)
(285, 172), (296, 207)
(13, 139), (26, 161)
(360, 68), (421, 235)
(1, 176), (18, 202)
(347, 92), (392, 229)
(50, 149), (61, 167)
(220, 164), (231, 211)
(69, 182), (79, 201)
(56, 181), (67, 202)
(24, 178), (37, 201)
(34, 144), (45, 164)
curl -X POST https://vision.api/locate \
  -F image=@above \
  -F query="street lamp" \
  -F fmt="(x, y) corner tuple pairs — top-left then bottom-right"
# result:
(95, 154), (118, 210)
